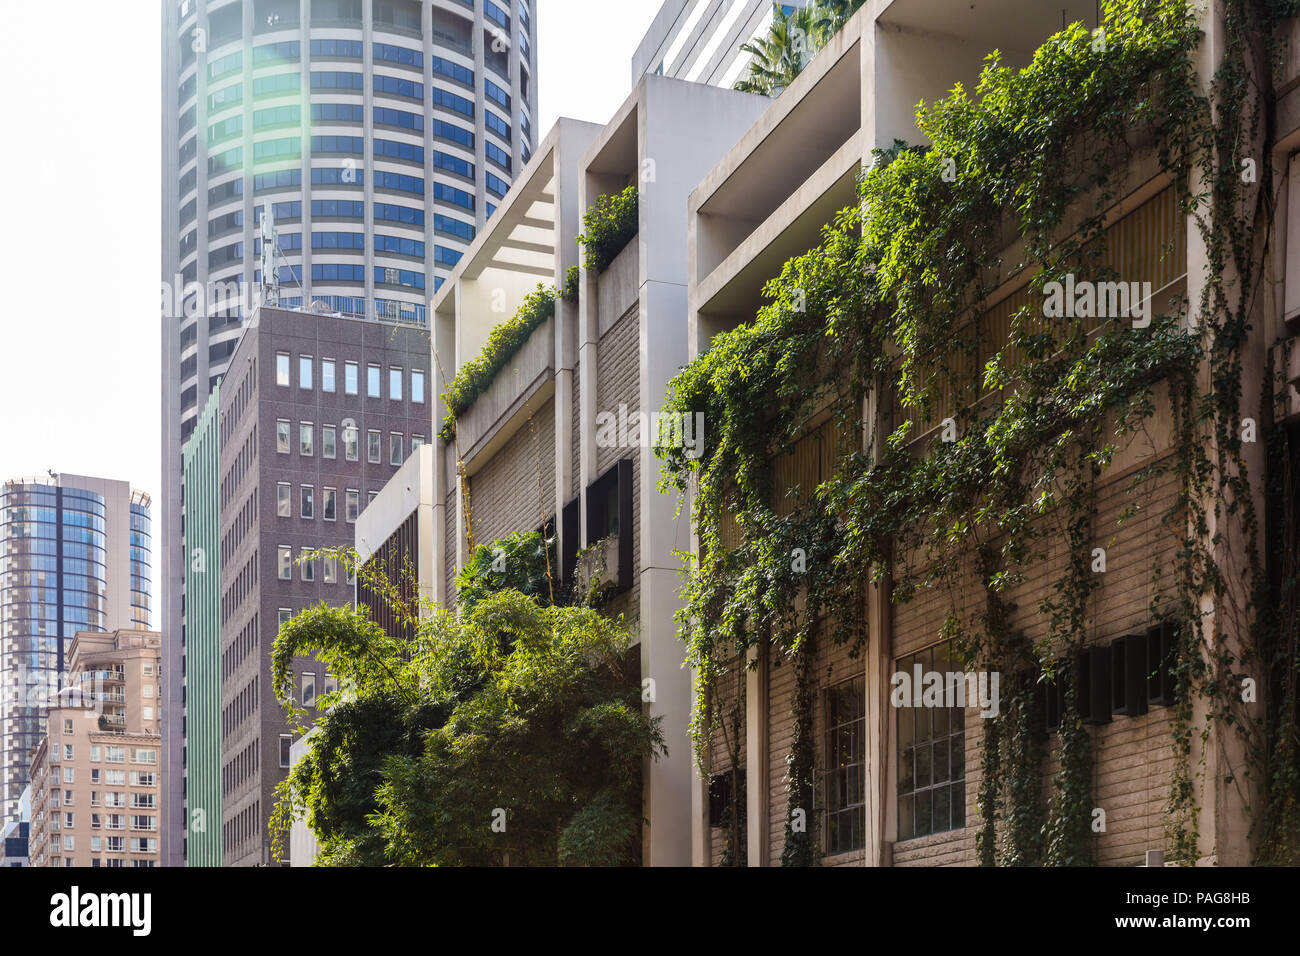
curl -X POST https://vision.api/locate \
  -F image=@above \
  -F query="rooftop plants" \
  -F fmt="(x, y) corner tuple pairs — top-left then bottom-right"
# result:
(577, 186), (639, 274)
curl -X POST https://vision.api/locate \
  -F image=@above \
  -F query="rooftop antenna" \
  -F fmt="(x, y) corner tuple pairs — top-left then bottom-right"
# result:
(260, 208), (280, 307)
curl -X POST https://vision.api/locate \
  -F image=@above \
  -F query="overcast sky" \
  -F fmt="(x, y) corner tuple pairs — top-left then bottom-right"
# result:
(0, 0), (663, 548)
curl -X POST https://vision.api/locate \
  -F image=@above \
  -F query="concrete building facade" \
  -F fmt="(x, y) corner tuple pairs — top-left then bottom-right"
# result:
(27, 629), (164, 868)
(0, 474), (152, 826)
(214, 305), (432, 865)
(422, 78), (770, 865)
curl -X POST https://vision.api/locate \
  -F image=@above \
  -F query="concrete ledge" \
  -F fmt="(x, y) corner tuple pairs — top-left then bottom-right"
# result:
(598, 239), (639, 338)
(454, 317), (556, 462)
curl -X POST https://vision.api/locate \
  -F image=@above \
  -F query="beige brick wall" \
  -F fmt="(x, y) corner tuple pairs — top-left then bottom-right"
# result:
(467, 397), (557, 559)
(595, 306), (641, 618)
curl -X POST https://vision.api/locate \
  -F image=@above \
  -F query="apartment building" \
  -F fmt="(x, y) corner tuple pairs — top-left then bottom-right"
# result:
(420, 78), (770, 864)
(27, 630), (164, 868)
(214, 304), (432, 865)
(676, 0), (1300, 867)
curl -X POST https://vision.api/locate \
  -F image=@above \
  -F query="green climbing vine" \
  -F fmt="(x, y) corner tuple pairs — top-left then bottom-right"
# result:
(658, 0), (1300, 866)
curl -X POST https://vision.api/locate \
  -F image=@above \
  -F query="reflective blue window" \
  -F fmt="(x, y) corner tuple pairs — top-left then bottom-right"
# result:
(311, 71), (364, 90)
(313, 199), (365, 218)
(374, 107), (423, 130)
(254, 41), (300, 64)
(486, 172), (510, 199)
(255, 138), (301, 160)
(254, 105), (300, 128)
(433, 246), (463, 267)
(312, 263), (366, 282)
(374, 202), (424, 227)
(433, 151), (473, 178)
(208, 116), (242, 144)
(311, 135), (364, 155)
(255, 168), (302, 190)
(433, 182), (474, 210)
(208, 84), (242, 112)
(375, 267), (425, 289)
(374, 138), (424, 163)
(485, 1), (510, 29)
(208, 146), (242, 174)
(432, 87), (474, 118)
(485, 141), (511, 172)
(311, 102), (365, 123)
(312, 231), (365, 250)
(485, 110), (511, 140)
(374, 43), (423, 68)
(432, 119), (474, 148)
(375, 234), (425, 257)
(485, 78), (510, 110)
(374, 75), (423, 100)
(208, 51), (242, 81)
(432, 56), (473, 87)
(311, 38), (363, 58)
(375, 171), (424, 195)
(434, 213), (475, 242)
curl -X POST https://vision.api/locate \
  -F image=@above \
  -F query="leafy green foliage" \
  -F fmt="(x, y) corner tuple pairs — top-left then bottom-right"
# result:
(577, 186), (638, 274)
(658, 0), (1300, 865)
(562, 264), (579, 304)
(270, 589), (663, 866)
(455, 529), (555, 610)
(438, 284), (556, 443)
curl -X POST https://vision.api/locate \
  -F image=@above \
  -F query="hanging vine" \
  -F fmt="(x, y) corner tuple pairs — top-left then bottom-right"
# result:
(658, 0), (1300, 866)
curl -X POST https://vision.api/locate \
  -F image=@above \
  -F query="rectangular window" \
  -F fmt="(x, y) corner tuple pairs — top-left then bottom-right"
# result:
(63, 744), (73, 760)
(301, 672), (317, 708)
(276, 351), (290, 386)
(323, 487), (337, 521)
(299, 354), (313, 389)
(106, 769), (124, 784)
(324, 673), (339, 697)
(132, 749), (157, 765)
(143, 706), (154, 720)
(824, 676), (866, 855)
(389, 366), (402, 400)
(63, 718), (73, 734)
(411, 369), (426, 403)
(300, 485), (314, 519)
(301, 550), (315, 581)
(278, 545), (292, 580)
(323, 554), (337, 584)
(280, 735), (292, 768)
(896, 641), (965, 841)
(276, 419), (290, 454)
(344, 425), (359, 461)
(322, 424), (337, 458)
(300, 422), (314, 456)
(90, 747), (101, 763)
(411, 435), (425, 451)
(367, 363), (381, 397)
(63, 768), (74, 783)
(278, 608), (292, 628)
(345, 360), (359, 395)
(322, 358), (336, 392)
(390, 432), (403, 465)
(368, 429), (382, 463)
(106, 748), (124, 764)
(277, 482), (291, 517)
(345, 489), (360, 522)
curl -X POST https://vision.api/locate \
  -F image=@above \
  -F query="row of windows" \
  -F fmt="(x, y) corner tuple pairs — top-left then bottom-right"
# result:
(273, 354), (426, 402)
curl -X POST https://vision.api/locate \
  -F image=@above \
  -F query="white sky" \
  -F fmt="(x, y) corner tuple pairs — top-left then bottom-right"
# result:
(0, 0), (664, 603)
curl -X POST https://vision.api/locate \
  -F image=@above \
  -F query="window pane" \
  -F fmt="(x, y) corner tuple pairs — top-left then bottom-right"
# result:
(276, 483), (290, 517)
(299, 355), (312, 389)
(323, 488), (337, 521)
(300, 486), (314, 519)
(300, 423), (313, 456)
(411, 369), (425, 403)
(276, 420), (290, 453)
(389, 367), (402, 400)
(390, 433), (402, 465)
(276, 352), (289, 386)
(322, 425), (336, 458)
(322, 359), (336, 392)
(367, 364), (380, 397)
(345, 361), (358, 394)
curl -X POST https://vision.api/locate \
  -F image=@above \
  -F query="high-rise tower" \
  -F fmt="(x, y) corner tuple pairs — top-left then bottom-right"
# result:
(0, 474), (152, 824)
(161, 0), (537, 865)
